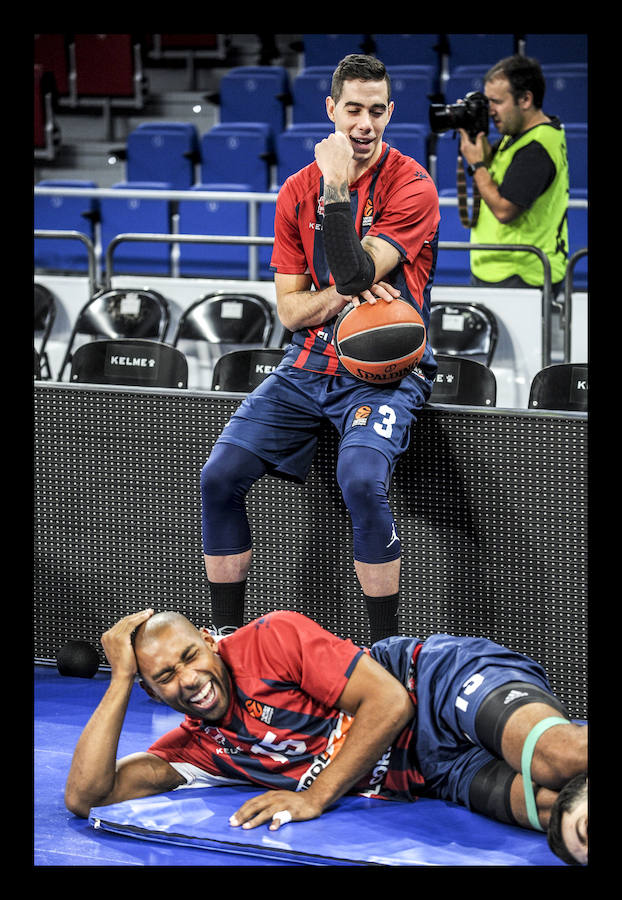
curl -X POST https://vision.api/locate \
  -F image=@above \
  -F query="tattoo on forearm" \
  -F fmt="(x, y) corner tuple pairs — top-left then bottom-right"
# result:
(324, 181), (350, 204)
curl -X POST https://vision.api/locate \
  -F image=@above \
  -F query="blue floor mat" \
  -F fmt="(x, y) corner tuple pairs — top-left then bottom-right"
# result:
(89, 785), (564, 867)
(35, 666), (564, 866)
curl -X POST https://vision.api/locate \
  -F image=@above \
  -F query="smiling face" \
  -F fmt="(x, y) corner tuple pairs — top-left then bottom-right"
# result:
(326, 78), (393, 173)
(135, 614), (232, 722)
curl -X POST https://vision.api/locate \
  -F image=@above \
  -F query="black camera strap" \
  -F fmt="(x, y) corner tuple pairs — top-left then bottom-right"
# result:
(456, 151), (481, 228)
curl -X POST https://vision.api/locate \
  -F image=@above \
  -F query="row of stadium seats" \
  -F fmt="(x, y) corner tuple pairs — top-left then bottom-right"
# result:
(34, 328), (588, 413)
(34, 283), (586, 413)
(33, 33), (588, 111)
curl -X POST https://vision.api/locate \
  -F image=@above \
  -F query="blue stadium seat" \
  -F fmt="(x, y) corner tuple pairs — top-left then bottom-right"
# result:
(372, 34), (440, 72)
(444, 35), (516, 72)
(432, 131), (462, 193)
(126, 122), (200, 190)
(523, 34), (588, 66)
(568, 188), (588, 290)
(541, 65), (587, 124)
(218, 66), (290, 139)
(34, 179), (98, 272)
(177, 183), (251, 278)
(99, 182), (173, 276)
(276, 123), (331, 186)
(302, 34), (367, 66)
(259, 189), (278, 279)
(383, 124), (428, 164)
(292, 67), (334, 123)
(386, 65), (435, 125)
(443, 64), (490, 103)
(435, 189), (472, 286)
(200, 123), (272, 191)
(565, 123), (587, 191)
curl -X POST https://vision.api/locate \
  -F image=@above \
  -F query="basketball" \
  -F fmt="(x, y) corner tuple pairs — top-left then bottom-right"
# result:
(333, 298), (426, 384)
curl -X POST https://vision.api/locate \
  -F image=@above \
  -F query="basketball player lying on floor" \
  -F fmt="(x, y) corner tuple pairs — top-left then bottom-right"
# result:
(65, 609), (588, 866)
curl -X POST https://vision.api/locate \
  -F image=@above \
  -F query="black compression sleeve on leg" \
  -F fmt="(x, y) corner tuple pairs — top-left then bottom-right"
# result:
(323, 202), (376, 295)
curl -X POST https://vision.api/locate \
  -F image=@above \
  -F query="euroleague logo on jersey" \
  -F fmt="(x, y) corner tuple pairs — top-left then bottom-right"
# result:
(245, 698), (275, 725)
(362, 197), (374, 228)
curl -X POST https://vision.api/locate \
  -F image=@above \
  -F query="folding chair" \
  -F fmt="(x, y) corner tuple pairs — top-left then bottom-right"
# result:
(171, 292), (274, 349)
(211, 348), (286, 392)
(69, 339), (187, 389)
(171, 292), (274, 388)
(528, 363), (588, 411)
(428, 302), (498, 367)
(34, 282), (57, 379)
(429, 354), (497, 406)
(58, 288), (170, 381)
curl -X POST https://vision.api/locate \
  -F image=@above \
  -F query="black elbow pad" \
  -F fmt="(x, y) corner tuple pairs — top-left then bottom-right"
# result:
(323, 202), (376, 295)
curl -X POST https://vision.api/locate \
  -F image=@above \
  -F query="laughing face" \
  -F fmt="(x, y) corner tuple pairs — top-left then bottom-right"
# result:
(135, 614), (232, 722)
(326, 78), (393, 173)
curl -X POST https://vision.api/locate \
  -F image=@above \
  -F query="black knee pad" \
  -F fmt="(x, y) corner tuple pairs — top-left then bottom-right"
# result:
(469, 758), (517, 826)
(474, 681), (570, 757)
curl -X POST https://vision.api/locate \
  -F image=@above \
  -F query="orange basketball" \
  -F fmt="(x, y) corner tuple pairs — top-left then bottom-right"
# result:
(333, 298), (426, 384)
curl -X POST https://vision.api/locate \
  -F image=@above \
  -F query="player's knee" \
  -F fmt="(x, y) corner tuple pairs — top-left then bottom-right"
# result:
(468, 759), (518, 826)
(538, 723), (588, 785)
(201, 443), (265, 512)
(336, 447), (390, 522)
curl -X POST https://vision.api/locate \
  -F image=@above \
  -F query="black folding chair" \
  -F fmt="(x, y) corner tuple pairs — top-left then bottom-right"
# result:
(58, 288), (170, 381)
(171, 292), (275, 388)
(211, 348), (286, 392)
(69, 339), (188, 389)
(172, 292), (274, 349)
(428, 302), (498, 367)
(528, 363), (588, 411)
(430, 354), (497, 407)
(34, 282), (57, 379)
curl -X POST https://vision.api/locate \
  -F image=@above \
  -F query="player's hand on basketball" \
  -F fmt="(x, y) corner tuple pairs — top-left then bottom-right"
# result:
(229, 789), (323, 831)
(355, 281), (401, 306)
(101, 608), (154, 679)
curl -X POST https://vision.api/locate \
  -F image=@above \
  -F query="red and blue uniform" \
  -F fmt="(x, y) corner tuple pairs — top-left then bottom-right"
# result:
(148, 611), (558, 808)
(271, 141), (440, 378)
(200, 141), (440, 565)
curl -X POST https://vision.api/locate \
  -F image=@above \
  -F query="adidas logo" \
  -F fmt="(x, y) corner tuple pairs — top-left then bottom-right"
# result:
(504, 689), (529, 705)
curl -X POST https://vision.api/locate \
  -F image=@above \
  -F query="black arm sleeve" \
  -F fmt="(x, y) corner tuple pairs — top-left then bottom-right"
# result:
(322, 202), (376, 295)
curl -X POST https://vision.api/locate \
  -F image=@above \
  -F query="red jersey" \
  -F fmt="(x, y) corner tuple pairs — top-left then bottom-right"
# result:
(271, 143), (440, 376)
(148, 610), (425, 801)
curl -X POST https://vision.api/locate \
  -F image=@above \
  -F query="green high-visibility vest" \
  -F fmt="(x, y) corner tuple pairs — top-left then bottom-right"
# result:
(470, 122), (569, 286)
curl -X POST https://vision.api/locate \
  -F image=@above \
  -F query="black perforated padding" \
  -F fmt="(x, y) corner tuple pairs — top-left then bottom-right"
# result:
(33, 385), (588, 717)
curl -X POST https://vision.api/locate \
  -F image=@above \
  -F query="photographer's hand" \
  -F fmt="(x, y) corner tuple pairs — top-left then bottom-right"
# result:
(459, 130), (489, 166)
(458, 129), (521, 225)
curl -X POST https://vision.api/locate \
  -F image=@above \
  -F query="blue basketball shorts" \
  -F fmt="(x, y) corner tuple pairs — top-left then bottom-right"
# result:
(372, 633), (555, 808)
(213, 362), (433, 484)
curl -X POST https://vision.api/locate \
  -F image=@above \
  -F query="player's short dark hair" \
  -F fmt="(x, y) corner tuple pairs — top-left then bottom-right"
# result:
(331, 54), (391, 104)
(485, 55), (546, 109)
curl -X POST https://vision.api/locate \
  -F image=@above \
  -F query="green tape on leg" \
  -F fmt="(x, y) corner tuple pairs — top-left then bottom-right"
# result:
(521, 716), (570, 831)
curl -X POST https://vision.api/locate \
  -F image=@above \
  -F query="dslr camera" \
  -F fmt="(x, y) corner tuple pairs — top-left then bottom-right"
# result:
(429, 91), (489, 143)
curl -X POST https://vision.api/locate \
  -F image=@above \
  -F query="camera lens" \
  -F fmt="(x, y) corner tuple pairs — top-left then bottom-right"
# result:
(429, 104), (456, 134)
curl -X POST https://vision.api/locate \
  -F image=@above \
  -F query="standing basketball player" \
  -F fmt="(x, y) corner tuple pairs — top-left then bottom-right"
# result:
(201, 55), (440, 641)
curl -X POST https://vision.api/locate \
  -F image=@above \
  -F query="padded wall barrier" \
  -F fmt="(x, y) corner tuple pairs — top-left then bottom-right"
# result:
(33, 384), (587, 717)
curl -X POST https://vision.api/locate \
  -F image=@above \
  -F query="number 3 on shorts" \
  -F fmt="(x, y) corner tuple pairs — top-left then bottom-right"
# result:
(373, 404), (396, 439)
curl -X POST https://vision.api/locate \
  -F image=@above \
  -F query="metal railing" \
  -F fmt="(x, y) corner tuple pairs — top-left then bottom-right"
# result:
(34, 184), (589, 367)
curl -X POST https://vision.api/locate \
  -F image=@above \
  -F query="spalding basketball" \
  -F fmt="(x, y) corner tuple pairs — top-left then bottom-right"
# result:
(333, 298), (426, 383)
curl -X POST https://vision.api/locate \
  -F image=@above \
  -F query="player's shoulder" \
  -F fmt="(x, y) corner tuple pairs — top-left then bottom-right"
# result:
(382, 144), (435, 186)
(279, 161), (321, 203)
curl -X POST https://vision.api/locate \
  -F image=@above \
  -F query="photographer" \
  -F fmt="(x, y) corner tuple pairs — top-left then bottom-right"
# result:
(456, 55), (569, 294)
